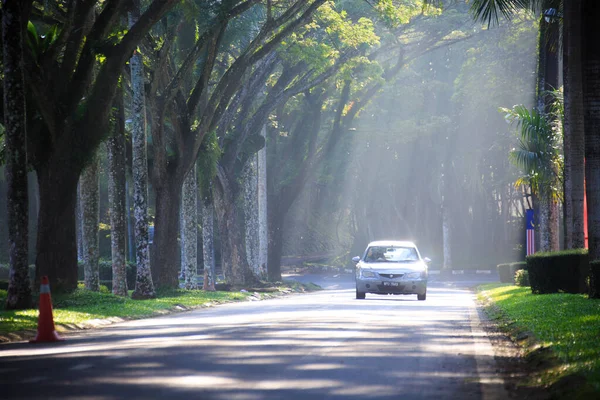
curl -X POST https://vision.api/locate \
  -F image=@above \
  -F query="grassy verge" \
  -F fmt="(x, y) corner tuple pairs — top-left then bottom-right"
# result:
(478, 283), (600, 398)
(0, 281), (320, 341)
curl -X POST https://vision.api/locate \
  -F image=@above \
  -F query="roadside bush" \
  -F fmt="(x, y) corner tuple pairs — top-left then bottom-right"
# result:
(509, 261), (527, 277)
(497, 262), (526, 284)
(590, 260), (600, 299)
(527, 249), (588, 294)
(514, 269), (529, 286)
(497, 263), (512, 283)
(76, 282), (112, 293)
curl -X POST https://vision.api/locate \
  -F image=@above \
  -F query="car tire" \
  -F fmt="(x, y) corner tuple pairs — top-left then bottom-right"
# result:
(417, 293), (426, 301)
(356, 289), (366, 299)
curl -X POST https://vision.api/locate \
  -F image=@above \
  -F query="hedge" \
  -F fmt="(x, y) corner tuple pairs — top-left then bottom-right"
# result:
(497, 262), (527, 284)
(514, 269), (529, 286)
(527, 249), (588, 294)
(590, 260), (600, 299)
(497, 263), (512, 283)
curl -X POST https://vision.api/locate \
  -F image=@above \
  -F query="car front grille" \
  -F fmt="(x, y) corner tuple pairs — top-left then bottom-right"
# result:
(379, 273), (404, 279)
(377, 284), (406, 292)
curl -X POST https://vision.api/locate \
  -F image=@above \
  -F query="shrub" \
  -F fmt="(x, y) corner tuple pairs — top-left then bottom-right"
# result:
(514, 269), (530, 286)
(497, 263), (512, 283)
(509, 261), (527, 277)
(527, 249), (588, 294)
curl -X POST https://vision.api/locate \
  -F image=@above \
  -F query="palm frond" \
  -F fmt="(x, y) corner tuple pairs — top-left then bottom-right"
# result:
(505, 101), (562, 197)
(469, 0), (536, 26)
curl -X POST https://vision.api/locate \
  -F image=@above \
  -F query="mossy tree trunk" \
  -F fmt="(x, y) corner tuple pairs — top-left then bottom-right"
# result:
(201, 190), (216, 291)
(24, 0), (177, 292)
(107, 87), (128, 296)
(181, 167), (198, 289)
(80, 153), (100, 291)
(130, 0), (155, 300)
(3, 0), (33, 309)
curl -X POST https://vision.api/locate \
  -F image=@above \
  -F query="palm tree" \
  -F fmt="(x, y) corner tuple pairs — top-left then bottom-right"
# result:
(582, 2), (600, 268)
(563, 1), (585, 249)
(504, 104), (562, 252)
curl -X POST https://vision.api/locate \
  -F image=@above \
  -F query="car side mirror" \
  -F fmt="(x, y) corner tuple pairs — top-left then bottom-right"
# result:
(423, 257), (431, 264)
(352, 256), (361, 263)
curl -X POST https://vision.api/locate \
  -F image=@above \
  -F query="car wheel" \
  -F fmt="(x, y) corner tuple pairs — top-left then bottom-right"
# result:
(417, 293), (426, 301)
(356, 289), (366, 299)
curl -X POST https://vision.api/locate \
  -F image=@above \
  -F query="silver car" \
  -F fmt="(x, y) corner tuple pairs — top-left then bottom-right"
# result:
(352, 240), (429, 300)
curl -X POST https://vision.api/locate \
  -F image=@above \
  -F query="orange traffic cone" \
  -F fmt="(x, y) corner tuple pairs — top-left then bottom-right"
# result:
(30, 276), (64, 343)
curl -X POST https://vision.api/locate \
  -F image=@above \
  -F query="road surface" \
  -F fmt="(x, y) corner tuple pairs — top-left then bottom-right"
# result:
(0, 272), (507, 399)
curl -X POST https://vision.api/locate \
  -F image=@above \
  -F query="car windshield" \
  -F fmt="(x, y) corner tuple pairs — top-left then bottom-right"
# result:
(364, 246), (418, 263)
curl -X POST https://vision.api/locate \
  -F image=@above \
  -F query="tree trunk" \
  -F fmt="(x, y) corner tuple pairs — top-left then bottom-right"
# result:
(214, 167), (256, 286)
(441, 168), (452, 270)
(107, 88), (128, 296)
(35, 167), (79, 292)
(243, 156), (262, 279)
(442, 207), (452, 270)
(583, 1), (600, 263)
(564, 0), (586, 249)
(257, 126), (268, 278)
(3, 0), (32, 309)
(549, 196), (560, 251)
(76, 188), (83, 261)
(129, 2), (155, 299)
(267, 206), (285, 282)
(538, 191), (551, 252)
(152, 178), (182, 289)
(126, 179), (135, 263)
(201, 190), (216, 291)
(181, 167), (198, 289)
(80, 154), (100, 291)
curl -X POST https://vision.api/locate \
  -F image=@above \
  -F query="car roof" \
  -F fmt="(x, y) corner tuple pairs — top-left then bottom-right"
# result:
(367, 240), (417, 248)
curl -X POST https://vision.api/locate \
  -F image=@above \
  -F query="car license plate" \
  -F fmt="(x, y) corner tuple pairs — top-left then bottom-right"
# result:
(383, 281), (399, 287)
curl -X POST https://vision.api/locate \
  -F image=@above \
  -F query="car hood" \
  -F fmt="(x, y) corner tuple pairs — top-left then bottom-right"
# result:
(359, 260), (427, 272)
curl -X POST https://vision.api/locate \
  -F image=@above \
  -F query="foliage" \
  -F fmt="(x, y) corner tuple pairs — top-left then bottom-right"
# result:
(514, 269), (529, 286)
(373, 0), (433, 28)
(527, 249), (589, 294)
(479, 284), (600, 395)
(497, 263), (513, 283)
(590, 260), (600, 299)
(280, 1), (382, 78)
(197, 131), (222, 198)
(503, 103), (563, 199)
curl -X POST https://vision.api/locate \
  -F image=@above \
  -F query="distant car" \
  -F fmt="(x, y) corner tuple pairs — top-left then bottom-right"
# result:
(352, 240), (430, 301)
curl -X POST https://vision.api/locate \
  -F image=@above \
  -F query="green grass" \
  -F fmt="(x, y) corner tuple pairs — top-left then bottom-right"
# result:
(0, 282), (317, 337)
(478, 283), (600, 394)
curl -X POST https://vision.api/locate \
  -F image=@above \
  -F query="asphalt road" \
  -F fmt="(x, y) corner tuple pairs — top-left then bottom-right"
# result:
(0, 272), (507, 400)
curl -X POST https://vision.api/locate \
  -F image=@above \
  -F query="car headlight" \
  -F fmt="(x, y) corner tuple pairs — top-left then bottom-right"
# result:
(403, 271), (425, 280)
(361, 270), (378, 279)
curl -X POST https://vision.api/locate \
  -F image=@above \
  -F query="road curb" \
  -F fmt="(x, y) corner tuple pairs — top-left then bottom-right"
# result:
(469, 300), (509, 400)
